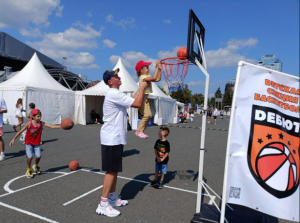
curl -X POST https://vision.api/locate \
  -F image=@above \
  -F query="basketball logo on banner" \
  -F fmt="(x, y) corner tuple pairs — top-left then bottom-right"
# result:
(248, 105), (300, 199)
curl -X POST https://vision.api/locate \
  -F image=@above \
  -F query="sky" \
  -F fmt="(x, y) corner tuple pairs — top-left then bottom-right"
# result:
(0, 0), (299, 97)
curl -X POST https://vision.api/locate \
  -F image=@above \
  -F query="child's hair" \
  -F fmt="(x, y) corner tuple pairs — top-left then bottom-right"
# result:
(29, 103), (35, 109)
(160, 126), (170, 136)
(16, 98), (22, 108)
(136, 70), (142, 78)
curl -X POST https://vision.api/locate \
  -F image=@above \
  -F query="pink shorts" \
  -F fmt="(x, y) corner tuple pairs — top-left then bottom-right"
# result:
(0, 127), (3, 137)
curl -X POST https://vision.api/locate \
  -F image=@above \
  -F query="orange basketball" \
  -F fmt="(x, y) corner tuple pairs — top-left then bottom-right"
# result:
(61, 118), (74, 130)
(177, 47), (187, 59)
(69, 160), (79, 171)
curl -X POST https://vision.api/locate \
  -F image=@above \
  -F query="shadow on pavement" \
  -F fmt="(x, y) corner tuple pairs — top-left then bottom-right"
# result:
(42, 139), (58, 144)
(119, 171), (176, 200)
(191, 203), (279, 223)
(5, 150), (26, 159)
(123, 149), (140, 157)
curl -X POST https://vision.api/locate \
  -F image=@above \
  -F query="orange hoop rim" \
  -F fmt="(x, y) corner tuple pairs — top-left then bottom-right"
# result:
(160, 57), (193, 65)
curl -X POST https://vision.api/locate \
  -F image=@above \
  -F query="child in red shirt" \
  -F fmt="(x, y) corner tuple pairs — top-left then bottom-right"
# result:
(9, 109), (61, 178)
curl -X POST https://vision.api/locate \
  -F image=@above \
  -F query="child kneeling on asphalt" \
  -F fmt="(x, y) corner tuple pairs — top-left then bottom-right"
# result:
(149, 126), (170, 188)
(9, 109), (61, 178)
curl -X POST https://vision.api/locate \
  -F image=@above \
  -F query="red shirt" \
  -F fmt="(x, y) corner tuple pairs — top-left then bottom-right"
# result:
(25, 121), (43, 145)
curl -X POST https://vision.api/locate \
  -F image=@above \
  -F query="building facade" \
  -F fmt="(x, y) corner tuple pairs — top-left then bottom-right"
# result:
(257, 55), (282, 72)
(225, 78), (235, 93)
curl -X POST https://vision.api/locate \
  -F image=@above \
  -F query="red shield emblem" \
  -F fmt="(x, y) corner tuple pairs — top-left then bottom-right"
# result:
(248, 105), (300, 198)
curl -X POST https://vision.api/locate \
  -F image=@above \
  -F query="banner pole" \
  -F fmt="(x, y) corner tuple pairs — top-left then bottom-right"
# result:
(219, 61), (244, 222)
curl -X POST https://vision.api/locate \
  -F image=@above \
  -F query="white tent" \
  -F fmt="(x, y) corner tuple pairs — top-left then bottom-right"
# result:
(0, 53), (75, 125)
(75, 58), (141, 125)
(138, 82), (177, 125)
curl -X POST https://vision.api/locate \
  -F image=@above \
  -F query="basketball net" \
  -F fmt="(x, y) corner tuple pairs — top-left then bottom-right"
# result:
(160, 57), (192, 93)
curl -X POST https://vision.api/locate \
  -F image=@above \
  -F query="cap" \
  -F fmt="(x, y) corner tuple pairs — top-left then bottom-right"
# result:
(32, 109), (41, 116)
(103, 68), (120, 85)
(135, 60), (152, 73)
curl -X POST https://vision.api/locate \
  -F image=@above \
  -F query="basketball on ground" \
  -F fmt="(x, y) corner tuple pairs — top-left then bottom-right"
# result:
(69, 160), (79, 171)
(177, 47), (187, 59)
(61, 118), (74, 130)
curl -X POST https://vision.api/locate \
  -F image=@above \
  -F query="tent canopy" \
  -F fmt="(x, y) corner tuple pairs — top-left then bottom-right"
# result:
(0, 53), (74, 125)
(0, 53), (72, 93)
(76, 58), (138, 96)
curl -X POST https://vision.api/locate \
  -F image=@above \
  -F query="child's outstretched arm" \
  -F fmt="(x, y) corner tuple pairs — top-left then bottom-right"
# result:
(44, 123), (61, 129)
(143, 60), (162, 82)
(9, 122), (30, 146)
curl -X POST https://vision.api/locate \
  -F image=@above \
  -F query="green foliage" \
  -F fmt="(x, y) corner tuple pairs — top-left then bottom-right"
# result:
(208, 97), (215, 108)
(192, 93), (204, 105)
(170, 86), (192, 103)
(215, 87), (222, 98)
(223, 88), (233, 107)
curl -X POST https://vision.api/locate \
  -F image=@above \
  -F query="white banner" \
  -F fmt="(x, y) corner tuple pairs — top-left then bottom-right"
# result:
(225, 61), (299, 222)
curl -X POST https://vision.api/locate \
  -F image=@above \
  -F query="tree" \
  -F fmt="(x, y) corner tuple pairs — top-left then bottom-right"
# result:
(223, 88), (233, 108)
(158, 85), (167, 94)
(170, 86), (192, 104)
(215, 87), (222, 98)
(208, 97), (215, 108)
(191, 93), (204, 109)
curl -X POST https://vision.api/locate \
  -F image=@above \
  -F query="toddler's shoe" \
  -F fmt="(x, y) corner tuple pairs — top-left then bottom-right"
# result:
(158, 181), (164, 189)
(140, 132), (149, 138)
(32, 164), (41, 175)
(26, 169), (34, 178)
(135, 132), (147, 138)
(149, 180), (158, 187)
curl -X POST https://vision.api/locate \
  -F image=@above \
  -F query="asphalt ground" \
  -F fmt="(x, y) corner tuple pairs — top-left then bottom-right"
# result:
(0, 115), (294, 223)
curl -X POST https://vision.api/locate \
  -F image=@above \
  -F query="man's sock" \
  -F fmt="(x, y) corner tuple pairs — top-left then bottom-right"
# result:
(0, 152), (4, 155)
(100, 197), (108, 206)
(27, 168), (31, 172)
(109, 192), (116, 200)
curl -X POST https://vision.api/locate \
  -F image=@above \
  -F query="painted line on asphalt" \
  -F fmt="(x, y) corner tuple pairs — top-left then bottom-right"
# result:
(1, 171), (76, 198)
(0, 201), (59, 223)
(63, 185), (103, 206)
(80, 169), (214, 198)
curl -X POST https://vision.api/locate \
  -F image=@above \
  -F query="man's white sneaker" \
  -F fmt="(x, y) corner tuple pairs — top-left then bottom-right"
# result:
(96, 203), (120, 217)
(0, 154), (5, 161)
(108, 196), (128, 207)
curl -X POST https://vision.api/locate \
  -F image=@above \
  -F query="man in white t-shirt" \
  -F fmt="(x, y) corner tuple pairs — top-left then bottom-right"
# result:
(96, 68), (149, 217)
(0, 97), (8, 161)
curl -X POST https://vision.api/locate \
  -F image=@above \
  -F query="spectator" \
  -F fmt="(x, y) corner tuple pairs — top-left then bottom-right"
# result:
(90, 110), (102, 124)
(178, 112), (186, 123)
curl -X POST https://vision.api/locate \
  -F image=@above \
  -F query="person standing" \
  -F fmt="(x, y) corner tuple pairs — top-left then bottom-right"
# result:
(13, 98), (25, 131)
(0, 96), (7, 161)
(213, 107), (218, 125)
(96, 68), (149, 217)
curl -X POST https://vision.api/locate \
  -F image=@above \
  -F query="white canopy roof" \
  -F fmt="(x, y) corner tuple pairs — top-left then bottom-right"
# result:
(76, 58), (138, 96)
(137, 81), (175, 101)
(0, 53), (72, 92)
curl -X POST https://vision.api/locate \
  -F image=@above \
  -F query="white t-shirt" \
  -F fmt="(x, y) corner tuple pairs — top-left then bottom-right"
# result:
(0, 97), (7, 127)
(100, 88), (134, 146)
(213, 109), (218, 116)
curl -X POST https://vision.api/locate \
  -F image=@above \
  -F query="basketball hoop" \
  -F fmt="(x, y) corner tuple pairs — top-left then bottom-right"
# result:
(160, 56), (192, 93)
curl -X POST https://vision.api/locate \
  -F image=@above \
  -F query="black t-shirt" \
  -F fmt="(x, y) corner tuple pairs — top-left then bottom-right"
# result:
(154, 139), (170, 164)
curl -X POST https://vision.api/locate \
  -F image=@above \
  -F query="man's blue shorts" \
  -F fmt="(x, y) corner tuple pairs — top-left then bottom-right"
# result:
(155, 162), (168, 174)
(25, 144), (42, 158)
